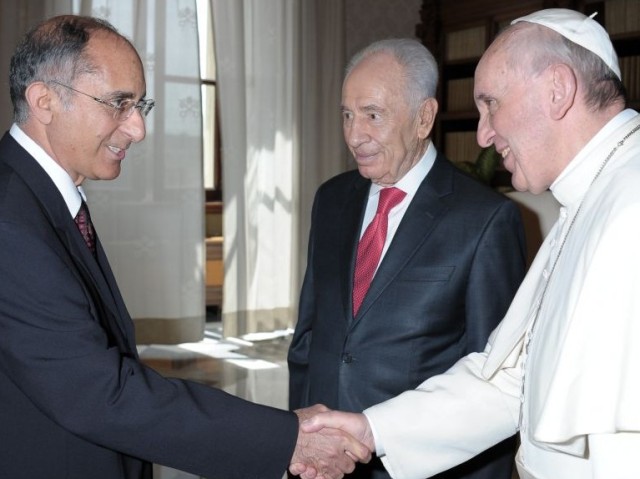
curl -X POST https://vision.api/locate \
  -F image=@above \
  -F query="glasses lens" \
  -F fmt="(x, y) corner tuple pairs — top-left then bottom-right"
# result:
(116, 99), (155, 120)
(113, 100), (133, 121)
(139, 100), (155, 117)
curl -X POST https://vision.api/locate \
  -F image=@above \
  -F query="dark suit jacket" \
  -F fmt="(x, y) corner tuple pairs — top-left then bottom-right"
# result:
(0, 132), (298, 479)
(288, 154), (527, 479)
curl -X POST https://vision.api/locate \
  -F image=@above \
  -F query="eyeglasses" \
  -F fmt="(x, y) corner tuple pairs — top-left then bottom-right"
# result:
(50, 80), (155, 121)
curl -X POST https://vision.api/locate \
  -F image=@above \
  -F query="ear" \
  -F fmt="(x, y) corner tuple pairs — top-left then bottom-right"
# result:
(549, 63), (577, 120)
(24, 82), (55, 124)
(416, 97), (438, 140)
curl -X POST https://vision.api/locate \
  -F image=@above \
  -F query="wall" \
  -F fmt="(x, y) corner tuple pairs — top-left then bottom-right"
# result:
(344, 0), (424, 61)
(0, 1), (73, 130)
(0, 3), (43, 130)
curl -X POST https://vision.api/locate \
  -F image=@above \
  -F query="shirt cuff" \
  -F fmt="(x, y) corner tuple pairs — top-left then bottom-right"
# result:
(363, 409), (385, 456)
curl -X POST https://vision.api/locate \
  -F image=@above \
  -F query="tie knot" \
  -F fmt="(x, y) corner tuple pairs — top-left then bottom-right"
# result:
(376, 187), (406, 215)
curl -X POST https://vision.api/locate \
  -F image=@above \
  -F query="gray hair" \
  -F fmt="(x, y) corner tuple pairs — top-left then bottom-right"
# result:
(345, 38), (439, 112)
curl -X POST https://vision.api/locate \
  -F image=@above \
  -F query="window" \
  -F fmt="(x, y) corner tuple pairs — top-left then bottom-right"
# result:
(196, 0), (222, 203)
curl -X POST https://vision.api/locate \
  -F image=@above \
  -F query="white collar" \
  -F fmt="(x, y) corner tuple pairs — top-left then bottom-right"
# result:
(368, 141), (437, 199)
(550, 109), (639, 208)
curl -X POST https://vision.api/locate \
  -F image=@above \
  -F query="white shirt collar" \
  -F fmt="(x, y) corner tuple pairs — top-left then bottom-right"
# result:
(10, 123), (83, 217)
(550, 109), (639, 208)
(368, 141), (437, 200)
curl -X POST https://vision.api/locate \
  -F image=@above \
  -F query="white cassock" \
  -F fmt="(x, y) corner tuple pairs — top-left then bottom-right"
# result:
(364, 109), (640, 479)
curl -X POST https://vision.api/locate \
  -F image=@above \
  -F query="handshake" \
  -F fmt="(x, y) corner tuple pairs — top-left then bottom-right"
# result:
(289, 404), (375, 479)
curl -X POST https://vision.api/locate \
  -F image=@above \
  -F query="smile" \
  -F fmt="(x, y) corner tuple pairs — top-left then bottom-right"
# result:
(108, 145), (125, 154)
(107, 144), (128, 160)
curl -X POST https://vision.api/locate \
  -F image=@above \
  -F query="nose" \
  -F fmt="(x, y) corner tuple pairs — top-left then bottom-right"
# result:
(345, 116), (368, 149)
(121, 109), (146, 143)
(476, 113), (495, 148)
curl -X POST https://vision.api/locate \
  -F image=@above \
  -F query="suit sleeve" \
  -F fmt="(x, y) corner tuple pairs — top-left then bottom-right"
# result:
(0, 220), (298, 479)
(464, 200), (526, 353)
(287, 193), (319, 410)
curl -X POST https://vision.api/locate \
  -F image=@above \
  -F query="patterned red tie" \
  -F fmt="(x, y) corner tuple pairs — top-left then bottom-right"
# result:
(75, 201), (96, 256)
(352, 187), (406, 316)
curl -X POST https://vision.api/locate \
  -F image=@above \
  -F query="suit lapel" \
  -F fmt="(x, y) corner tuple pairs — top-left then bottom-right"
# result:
(93, 236), (138, 352)
(64, 223), (136, 352)
(352, 154), (454, 321)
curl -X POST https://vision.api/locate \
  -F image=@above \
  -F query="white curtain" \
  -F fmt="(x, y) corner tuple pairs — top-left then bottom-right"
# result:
(212, 0), (346, 338)
(297, 0), (349, 284)
(78, 0), (205, 344)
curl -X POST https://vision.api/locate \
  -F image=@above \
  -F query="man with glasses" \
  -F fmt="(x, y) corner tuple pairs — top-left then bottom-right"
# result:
(0, 14), (369, 479)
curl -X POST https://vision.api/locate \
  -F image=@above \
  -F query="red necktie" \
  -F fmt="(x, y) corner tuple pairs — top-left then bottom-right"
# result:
(75, 201), (96, 256)
(352, 187), (406, 316)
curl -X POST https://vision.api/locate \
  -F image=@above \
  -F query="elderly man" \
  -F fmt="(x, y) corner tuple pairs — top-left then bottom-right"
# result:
(288, 38), (526, 479)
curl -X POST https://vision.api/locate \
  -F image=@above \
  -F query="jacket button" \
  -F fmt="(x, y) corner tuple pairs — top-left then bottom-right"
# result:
(342, 353), (353, 363)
